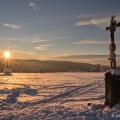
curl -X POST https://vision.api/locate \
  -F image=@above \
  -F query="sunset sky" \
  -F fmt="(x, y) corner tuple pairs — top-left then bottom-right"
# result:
(0, 0), (120, 64)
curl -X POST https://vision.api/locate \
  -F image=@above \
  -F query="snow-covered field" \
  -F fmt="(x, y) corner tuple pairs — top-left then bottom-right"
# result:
(0, 72), (120, 120)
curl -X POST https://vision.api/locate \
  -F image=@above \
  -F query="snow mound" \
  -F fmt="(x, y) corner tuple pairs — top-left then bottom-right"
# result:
(112, 69), (120, 75)
(22, 86), (38, 95)
(106, 69), (120, 76)
(103, 103), (120, 120)
(5, 89), (21, 103)
(3, 69), (12, 75)
(105, 69), (112, 73)
(3, 69), (12, 76)
(6, 94), (17, 103)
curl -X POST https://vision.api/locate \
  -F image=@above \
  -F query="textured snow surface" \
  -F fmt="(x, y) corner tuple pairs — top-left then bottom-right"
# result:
(112, 69), (120, 76)
(0, 72), (119, 120)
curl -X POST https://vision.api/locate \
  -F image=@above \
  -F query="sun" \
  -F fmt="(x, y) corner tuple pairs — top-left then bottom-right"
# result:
(4, 51), (10, 59)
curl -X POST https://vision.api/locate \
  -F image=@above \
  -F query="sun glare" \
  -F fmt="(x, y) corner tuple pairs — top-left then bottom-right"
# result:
(4, 51), (10, 58)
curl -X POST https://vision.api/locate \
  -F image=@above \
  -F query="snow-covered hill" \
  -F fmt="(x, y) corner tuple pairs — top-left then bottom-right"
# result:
(0, 72), (119, 120)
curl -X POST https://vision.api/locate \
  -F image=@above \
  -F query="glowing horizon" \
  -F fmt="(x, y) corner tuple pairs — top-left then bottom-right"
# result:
(0, 0), (120, 65)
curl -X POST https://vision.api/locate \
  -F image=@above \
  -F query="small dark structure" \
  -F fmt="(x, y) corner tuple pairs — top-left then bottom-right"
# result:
(106, 15), (120, 69)
(105, 71), (120, 107)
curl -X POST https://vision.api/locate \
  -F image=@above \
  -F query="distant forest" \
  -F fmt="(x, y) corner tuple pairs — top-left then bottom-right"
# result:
(0, 59), (109, 73)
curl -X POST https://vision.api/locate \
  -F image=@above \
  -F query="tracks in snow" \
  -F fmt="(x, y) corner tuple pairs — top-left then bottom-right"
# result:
(23, 80), (103, 106)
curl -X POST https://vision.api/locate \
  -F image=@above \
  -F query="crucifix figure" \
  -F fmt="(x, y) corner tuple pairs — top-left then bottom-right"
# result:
(106, 15), (120, 43)
(106, 15), (120, 69)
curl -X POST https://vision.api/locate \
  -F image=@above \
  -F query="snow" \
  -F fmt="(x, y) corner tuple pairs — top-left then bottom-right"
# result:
(3, 69), (12, 76)
(108, 52), (116, 60)
(105, 69), (120, 76)
(105, 69), (112, 73)
(0, 72), (119, 120)
(103, 104), (120, 120)
(112, 69), (120, 75)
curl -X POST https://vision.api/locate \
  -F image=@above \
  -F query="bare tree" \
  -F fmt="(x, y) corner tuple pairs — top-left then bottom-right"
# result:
(85, 66), (90, 72)
(97, 64), (100, 72)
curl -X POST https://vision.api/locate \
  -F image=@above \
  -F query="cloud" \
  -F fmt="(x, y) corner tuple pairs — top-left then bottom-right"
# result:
(35, 44), (56, 50)
(29, 3), (35, 7)
(75, 18), (109, 28)
(30, 36), (71, 43)
(8, 45), (19, 50)
(29, 2), (38, 11)
(0, 37), (19, 41)
(75, 21), (92, 26)
(3, 23), (22, 29)
(52, 36), (71, 40)
(8, 38), (19, 41)
(38, 54), (120, 65)
(46, 54), (108, 59)
(15, 50), (35, 55)
(30, 39), (49, 43)
(73, 40), (109, 44)
(75, 16), (120, 28)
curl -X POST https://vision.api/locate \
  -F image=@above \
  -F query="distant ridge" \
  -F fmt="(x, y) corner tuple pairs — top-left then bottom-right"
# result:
(0, 59), (109, 73)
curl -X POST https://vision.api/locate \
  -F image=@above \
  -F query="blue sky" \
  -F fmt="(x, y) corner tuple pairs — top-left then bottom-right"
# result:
(0, 0), (120, 64)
